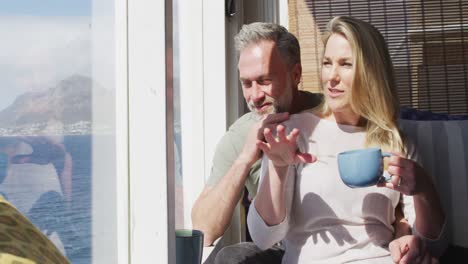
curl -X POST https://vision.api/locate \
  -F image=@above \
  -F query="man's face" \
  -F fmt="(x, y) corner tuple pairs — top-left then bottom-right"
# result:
(238, 40), (296, 117)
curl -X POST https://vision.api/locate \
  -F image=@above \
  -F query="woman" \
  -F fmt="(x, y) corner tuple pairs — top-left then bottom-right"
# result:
(247, 16), (447, 263)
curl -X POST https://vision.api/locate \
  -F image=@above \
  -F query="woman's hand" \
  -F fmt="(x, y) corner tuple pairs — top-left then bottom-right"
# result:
(389, 235), (438, 264)
(379, 152), (446, 240)
(378, 152), (432, 196)
(256, 124), (316, 168)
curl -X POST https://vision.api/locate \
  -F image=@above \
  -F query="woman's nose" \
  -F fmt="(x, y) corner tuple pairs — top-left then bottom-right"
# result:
(328, 67), (340, 82)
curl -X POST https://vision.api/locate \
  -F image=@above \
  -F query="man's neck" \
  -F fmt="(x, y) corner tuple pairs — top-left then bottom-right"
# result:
(288, 90), (306, 114)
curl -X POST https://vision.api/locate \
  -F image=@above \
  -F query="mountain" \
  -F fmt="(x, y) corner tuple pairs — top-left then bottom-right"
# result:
(0, 75), (115, 135)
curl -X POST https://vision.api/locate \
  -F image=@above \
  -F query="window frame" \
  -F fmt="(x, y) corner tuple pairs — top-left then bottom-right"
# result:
(126, 0), (228, 261)
(177, 0), (227, 229)
(91, 0), (129, 263)
(127, 0), (175, 262)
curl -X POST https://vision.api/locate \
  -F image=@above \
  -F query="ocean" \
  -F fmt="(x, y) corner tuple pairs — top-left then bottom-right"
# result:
(0, 135), (92, 264)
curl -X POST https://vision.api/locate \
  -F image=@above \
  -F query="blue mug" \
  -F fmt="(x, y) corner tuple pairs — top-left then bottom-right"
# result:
(337, 148), (392, 188)
(176, 229), (204, 264)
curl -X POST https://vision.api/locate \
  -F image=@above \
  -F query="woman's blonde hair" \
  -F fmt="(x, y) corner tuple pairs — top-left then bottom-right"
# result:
(319, 16), (405, 153)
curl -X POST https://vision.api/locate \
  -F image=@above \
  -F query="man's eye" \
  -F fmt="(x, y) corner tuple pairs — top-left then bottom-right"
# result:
(322, 61), (331, 66)
(241, 81), (251, 87)
(257, 79), (271, 85)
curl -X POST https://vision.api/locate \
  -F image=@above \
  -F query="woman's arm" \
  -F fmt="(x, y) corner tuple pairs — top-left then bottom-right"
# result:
(380, 143), (449, 256)
(254, 162), (290, 226)
(385, 154), (446, 240)
(248, 124), (316, 249)
(393, 202), (412, 239)
(247, 157), (295, 250)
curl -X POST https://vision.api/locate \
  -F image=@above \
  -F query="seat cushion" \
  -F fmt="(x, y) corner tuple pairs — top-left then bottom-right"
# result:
(0, 196), (70, 264)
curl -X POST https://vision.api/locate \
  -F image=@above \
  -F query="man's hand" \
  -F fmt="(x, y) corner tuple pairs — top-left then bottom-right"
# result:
(237, 112), (291, 165)
(389, 235), (438, 264)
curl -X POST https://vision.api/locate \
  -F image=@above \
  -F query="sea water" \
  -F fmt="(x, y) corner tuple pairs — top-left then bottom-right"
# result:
(0, 135), (92, 264)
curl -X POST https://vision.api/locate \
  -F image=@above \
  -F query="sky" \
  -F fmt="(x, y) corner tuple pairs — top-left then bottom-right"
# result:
(0, 0), (91, 16)
(0, 1), (92, 110)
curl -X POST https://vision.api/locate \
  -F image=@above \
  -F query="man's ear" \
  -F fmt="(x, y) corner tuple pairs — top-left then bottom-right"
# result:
(292, 63), (302, 85)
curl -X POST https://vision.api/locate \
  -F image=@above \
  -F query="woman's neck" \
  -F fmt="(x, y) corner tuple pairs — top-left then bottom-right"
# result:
(325, 111), (365, 127)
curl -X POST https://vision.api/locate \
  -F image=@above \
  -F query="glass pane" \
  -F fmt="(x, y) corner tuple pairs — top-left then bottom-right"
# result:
(173, 0), (184, 230)
(0, 1), (118, 263)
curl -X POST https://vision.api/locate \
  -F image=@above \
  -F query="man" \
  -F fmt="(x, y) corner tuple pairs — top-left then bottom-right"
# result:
(191, 22), (322, 262)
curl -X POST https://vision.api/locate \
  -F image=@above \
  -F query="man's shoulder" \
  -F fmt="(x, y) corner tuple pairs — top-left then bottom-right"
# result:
(216, 112), (255, 150)
(206, 112), (256, 186)
(299, 90), (323, 109)
(228, 112), (256, 131)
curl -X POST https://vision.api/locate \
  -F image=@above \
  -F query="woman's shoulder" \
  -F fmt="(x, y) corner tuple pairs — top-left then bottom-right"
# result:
(283, 111), (323, 138)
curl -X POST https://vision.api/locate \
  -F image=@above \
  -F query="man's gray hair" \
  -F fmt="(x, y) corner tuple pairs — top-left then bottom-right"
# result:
(234, 22), (301, 66)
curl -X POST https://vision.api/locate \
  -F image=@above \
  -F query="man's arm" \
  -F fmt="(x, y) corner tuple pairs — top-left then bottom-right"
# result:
(192, 157), (255, 246)
(191, 113), (290, 246)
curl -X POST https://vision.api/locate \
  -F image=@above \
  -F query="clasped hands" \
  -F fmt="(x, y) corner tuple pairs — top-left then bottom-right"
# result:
(390, 235), (438, 264)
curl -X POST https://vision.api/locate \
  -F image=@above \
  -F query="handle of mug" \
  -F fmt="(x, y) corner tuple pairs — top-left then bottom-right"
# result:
(381, 152), (392, 182)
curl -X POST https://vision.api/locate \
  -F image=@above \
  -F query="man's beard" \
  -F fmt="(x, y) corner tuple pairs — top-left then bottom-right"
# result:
(247, 82), (293, 119)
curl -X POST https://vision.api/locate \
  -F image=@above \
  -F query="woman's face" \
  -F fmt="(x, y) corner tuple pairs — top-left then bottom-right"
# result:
(321, 33), (355, 115)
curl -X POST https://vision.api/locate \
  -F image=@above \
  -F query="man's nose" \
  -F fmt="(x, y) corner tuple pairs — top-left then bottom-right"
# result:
(251, 82), (265, 102)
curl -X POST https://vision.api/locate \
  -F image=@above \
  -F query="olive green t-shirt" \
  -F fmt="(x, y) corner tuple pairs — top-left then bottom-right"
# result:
(206, 91), (323, 199)
(206, 112), (261, 198)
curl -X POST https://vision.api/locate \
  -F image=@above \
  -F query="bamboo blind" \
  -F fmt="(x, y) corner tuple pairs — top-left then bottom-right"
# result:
(289, 0), (468, 115)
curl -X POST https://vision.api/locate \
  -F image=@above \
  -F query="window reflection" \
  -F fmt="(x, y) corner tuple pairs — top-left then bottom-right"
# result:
(0, 134), (91, 261)
(0, 2), (98, 263)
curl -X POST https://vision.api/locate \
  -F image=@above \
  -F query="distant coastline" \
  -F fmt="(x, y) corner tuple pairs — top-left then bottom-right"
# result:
(0, 121), (95, 136)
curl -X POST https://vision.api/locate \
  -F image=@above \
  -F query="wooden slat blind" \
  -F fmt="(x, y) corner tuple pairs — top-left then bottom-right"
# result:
(289, 0), (468, 115)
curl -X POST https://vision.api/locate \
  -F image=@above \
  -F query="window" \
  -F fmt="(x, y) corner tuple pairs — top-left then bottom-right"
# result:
(289, 0), (468, 115)
(173, 0), (227, 231)
(0, 0), (234, 262)
(0, 0), (122, 263)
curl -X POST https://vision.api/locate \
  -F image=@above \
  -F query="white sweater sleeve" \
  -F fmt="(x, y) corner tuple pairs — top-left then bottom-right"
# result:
(247, 155), (297, 250)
